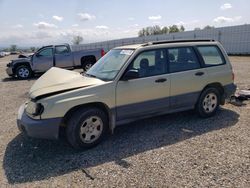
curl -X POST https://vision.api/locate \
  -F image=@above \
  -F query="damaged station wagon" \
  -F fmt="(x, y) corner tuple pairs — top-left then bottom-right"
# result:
(17, 40), (236, 149)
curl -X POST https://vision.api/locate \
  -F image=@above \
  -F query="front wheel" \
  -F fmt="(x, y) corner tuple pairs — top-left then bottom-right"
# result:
(66, 107), (108, 149)
(16, 65), (32, 79)
(196, 87), (221, 118)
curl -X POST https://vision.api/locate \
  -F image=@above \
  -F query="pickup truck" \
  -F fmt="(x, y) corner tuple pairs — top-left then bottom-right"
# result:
(6, 44), (105, 79)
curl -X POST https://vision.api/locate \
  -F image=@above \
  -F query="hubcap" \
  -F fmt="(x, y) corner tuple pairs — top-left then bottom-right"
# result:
(203, 93), (218, 113)
(18, 67), (29, 78)
(85, 63), (93, 70)
(79, 116), (103, 143)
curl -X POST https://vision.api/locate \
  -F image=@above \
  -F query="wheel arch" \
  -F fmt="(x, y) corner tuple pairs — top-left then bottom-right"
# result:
(197, 82), (225, 105)
(62, 102), (114, 131)
(80, 55), (96, 66)
(13, 62), (32, 74)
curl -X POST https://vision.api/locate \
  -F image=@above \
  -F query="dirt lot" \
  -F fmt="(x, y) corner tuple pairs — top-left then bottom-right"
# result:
(0, 55), (249, 187)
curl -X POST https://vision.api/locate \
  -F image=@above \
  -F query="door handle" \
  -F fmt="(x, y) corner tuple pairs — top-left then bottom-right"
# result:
(195, 72), (204, 76)
(155, 78), (167, 83)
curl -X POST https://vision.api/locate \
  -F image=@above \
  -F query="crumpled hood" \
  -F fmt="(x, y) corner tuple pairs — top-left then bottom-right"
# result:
(29, 67), (104, 99)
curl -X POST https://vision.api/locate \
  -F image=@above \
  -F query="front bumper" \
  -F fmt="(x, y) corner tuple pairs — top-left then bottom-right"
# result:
(6, 67), (13, 76)
(17, 104), (62, 140)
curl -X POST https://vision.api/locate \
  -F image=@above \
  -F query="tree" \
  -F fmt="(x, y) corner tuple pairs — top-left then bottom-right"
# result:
(152, 25), (162, 35)
(194, 27), (201, 31)
(180, 25), (185, 32)
(161, 26), (169, 34)
(72, 35), (83, 45)
(203, 25), (215, 30)
(138, 28), (145, 37)
(30, 47), (36, 52)
(137, 24), (185, 37)
(169, 25), (179, 33)
(10, 45), (17, 52)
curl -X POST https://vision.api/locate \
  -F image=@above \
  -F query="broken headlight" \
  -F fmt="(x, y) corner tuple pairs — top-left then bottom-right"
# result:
(26, 101), (44, 116)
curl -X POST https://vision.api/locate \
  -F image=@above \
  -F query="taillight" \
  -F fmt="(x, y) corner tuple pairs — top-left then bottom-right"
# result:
(232, 72), (235, 81)
(101, 49), (105, 57)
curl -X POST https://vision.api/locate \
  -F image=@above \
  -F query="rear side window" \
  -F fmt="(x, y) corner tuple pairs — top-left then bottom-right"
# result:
(55, 46), (70, 54)
(197, 46), (225, 66)
(168, 47), (200, 73)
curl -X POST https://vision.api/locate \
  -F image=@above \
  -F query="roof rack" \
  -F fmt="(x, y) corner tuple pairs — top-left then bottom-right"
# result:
(141, 39), (215, 47)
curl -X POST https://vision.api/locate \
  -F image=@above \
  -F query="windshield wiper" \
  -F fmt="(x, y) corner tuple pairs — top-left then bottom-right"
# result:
(84, 73), (96, 78)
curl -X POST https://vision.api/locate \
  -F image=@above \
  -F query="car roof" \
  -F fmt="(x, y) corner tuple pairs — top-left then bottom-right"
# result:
(114, 39), (218, 50)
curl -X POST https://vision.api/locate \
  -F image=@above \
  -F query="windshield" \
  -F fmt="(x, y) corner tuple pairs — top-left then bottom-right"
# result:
(86, 49), (134, 81)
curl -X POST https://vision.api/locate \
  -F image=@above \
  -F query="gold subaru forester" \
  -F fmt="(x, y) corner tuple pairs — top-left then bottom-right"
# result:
(17, 40), (236, 149)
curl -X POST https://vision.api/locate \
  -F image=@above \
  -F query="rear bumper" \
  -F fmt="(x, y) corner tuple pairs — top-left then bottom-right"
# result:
(223, 83), (237, 99)
(17, 104), (61, 140)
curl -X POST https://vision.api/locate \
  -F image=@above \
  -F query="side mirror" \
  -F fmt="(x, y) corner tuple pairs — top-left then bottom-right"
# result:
(121, 69), (139, 81)
(35, 53), (41, 57)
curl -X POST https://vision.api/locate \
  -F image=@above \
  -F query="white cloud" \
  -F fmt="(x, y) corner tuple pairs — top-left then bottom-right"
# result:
(52, 15), (63, 22)
(38, 14), (45, 18)
(173, 20), (200, 30)
(128, 17), (135, 21)
(34, 22), (58, 29)
(213, 16), (242, 23)
(132, 24), (139, 27)
(176, 20), (199, 26)
(33, 31), (53, 39)
(72, 24), (79, 27)
(148, 15), (162, 21)
(220, 3), (232, 10)
(96, 25), (109, 29)
(12, 24), (23, 29)
(78, 13), (96, 21)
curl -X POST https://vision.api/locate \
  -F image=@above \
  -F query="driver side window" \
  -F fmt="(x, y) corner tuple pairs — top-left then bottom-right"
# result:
(128, 49), (167, 78)
(37, 48), (53, 57)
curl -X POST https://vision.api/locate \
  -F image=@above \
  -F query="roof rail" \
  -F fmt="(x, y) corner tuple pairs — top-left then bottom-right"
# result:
(141, 39), (215, 47)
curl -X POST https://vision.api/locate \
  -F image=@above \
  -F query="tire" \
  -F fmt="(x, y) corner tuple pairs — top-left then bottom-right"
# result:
(66, 107), (108, 149)
(82, 61), (95, 71)
(16, 65), (32, 79)
(196, 87), (221, 118)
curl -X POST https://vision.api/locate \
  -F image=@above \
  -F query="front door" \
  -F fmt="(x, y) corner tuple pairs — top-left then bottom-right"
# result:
(116, 49), (171, 121)
(33, 47), (54, 72)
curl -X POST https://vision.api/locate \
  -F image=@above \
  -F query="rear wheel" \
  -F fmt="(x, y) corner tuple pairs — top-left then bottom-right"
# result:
(66, 107), (108, 149)
(82, 61), (95, 71)
(196, 87), (220, 118)
(16, 65), (32, 79)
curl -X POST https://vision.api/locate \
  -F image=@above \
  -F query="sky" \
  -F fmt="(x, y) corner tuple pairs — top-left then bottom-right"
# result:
(0, 0), (249, 47)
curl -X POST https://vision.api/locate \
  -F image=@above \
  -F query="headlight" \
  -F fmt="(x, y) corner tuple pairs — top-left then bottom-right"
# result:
(26, 101), (44, 116)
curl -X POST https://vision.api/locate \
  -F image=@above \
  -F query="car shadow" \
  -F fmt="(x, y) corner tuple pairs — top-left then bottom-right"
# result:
(2, 69), (84, 82)
(3, 108), (239, 184)
(1, 75), (40, 82)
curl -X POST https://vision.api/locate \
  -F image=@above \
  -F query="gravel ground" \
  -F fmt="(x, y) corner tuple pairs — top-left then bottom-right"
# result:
(0, 55), (249, 187)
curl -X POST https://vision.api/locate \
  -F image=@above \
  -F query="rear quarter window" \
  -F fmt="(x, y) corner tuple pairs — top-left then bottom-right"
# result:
(197, 46), (225, 66)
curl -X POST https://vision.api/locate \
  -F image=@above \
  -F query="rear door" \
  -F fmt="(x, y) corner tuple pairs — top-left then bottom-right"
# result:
(168, 46), (208, 109)
(54, 45), (74, 68)
(33, 47), (54, 72)
(116, 49), (171, 121)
